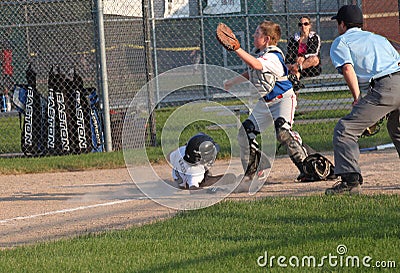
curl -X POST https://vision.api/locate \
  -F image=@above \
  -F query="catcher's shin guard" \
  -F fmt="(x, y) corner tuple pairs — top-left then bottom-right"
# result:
(238, 119), (271, 178)
(245, 139), (271, 178)
(275, 117), (308, 170)
(275, 117), (311, 180)
(275, 118), (336, 182)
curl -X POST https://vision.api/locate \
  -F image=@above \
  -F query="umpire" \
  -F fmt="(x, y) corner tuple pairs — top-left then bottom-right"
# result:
(327, 5), (400, 195)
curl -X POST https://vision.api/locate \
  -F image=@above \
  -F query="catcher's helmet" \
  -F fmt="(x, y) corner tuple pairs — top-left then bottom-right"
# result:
(183, 133), (220, 165)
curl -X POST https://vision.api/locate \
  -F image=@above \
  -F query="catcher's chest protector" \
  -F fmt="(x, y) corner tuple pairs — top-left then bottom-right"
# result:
(249, 46), (288, 97)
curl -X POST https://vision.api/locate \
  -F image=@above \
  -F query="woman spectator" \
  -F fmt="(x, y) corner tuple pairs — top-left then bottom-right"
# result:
(286, 16), (321, 90)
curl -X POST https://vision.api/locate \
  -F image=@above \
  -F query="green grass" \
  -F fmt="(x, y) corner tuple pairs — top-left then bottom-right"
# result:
(299, 90), (351, 100)
(0, 151), (125, 175)
(0, 115), (22, 152)
(1, 195), (398, 272)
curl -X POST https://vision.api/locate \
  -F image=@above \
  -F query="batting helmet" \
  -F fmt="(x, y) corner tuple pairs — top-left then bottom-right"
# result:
(183, 133), (220, 165)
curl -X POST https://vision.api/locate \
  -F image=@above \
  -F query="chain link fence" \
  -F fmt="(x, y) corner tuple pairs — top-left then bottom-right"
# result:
(0, 0), (398, 156)
(0, 0), (147, 156)
(0, 1), (101, 156)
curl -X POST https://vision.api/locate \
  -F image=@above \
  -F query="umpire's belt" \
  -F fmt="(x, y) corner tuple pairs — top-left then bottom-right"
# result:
(264, 94), (283, 103)
(374, 70), (400, 82)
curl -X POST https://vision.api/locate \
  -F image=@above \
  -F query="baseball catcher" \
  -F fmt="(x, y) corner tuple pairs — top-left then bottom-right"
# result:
(219, 21), (336, 184)
(168, 133), (236, 191)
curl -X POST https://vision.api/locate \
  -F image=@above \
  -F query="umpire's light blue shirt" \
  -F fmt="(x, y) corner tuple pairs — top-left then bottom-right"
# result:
(330, 28), (400, 83)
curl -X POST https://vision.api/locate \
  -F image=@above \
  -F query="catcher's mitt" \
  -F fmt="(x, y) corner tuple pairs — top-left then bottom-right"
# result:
(361, 117), (385, 137)
(216, 23), (240, 51)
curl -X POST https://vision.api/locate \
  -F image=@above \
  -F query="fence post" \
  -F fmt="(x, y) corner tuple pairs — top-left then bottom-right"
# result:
(197, 0), (209, 100)
(94, 0), (112, 152)
(142, 0), (157, 146)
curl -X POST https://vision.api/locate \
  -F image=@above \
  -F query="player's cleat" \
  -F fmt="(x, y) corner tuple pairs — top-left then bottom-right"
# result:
(295, 172), (322, 182)
(241, 170), (267, 183)
(326, 173), (338, 180)
(295, 172), (337, 183)
(256, 169), (268, 181)
(189, 185), (200, 190)
(325, 181), (361, 195)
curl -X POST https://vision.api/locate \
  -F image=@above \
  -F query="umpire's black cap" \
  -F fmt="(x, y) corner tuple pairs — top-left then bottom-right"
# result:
(331, 5), (363, 24)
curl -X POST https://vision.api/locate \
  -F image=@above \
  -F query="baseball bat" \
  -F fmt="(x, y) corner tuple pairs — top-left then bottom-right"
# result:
(360, 143), (395, 152)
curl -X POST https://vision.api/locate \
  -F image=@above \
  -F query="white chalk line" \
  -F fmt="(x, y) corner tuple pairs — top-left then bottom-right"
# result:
(53, 182), (134, 188)
(0, 198), (148, 224)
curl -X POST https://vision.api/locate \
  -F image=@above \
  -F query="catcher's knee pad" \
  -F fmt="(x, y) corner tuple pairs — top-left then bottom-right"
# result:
(238, 119), (258, 142)
(275, 117), (308, 165)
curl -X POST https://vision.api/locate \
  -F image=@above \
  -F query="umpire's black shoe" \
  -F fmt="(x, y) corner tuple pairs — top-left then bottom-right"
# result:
(325, 181), (361, 195)
(325, 173), (362, 195)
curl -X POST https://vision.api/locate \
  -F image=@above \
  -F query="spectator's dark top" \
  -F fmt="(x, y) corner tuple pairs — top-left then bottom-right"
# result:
(286, 31), (321, 65)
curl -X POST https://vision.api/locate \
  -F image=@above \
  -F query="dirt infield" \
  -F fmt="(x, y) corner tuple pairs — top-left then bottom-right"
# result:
(0, 149), (398, 248)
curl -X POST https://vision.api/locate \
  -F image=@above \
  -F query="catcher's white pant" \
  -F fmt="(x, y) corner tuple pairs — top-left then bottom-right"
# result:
(248, 89), (300, 139)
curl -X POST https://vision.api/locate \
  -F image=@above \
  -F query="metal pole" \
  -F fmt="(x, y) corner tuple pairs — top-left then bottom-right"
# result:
(143, 0), (157, 146)
(244, 0), (250, 51)
(24, 5), (31, 60)
(198, 0), (209, 99)
(284, 0), (290, 42)
(316, 0), (321, 34)
(150, 0), (160, 108)
(95, 0), (112, 152)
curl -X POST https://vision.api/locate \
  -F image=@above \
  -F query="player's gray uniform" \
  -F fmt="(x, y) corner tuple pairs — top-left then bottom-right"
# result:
(330, 28), (400, 175)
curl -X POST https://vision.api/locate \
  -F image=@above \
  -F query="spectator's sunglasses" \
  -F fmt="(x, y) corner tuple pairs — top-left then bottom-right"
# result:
(298, 22), (310, 27)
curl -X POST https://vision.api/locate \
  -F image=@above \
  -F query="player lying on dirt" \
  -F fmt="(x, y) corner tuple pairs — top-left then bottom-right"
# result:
(167, 133), (235, 190)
